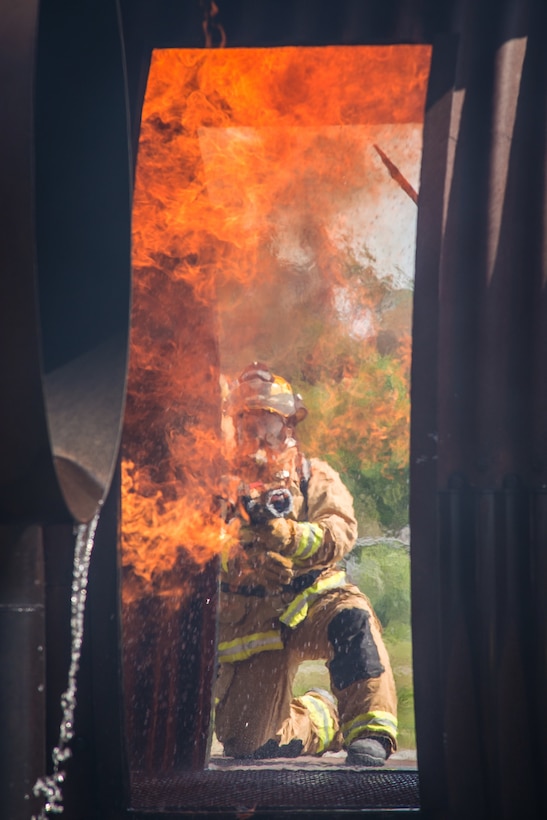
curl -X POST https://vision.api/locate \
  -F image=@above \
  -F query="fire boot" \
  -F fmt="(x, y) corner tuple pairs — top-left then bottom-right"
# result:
(345, 736), (391, 767)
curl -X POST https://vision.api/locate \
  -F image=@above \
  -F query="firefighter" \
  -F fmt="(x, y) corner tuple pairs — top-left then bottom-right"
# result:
(215, 362), (398, 766)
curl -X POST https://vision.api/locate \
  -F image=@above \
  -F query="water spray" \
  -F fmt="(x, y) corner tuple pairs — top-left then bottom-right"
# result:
(32, 511), (100, 818)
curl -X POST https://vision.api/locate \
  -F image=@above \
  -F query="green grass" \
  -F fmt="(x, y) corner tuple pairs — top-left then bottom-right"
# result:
(292, 660), (332, 698)
(382, 634), (415, 749)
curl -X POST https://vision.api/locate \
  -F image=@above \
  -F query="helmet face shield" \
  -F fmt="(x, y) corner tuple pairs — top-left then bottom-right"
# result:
(225, 364), (306, 473)
(236, 410), (288, 453)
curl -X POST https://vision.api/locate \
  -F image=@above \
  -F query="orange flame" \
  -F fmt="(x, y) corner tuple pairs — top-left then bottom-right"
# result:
(122, 45), (430, 597)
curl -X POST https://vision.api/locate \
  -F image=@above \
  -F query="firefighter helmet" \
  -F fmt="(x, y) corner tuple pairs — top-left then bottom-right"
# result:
(226, 362), (308, 423)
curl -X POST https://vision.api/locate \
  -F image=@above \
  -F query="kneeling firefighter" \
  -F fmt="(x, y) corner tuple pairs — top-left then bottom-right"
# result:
(215, 363), (398, 766)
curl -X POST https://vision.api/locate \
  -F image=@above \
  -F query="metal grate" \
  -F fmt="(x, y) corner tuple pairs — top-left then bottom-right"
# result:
(130, 767), (420, 811)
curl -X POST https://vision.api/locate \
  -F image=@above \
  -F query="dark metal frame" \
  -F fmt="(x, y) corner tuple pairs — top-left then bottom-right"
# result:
(2, 1), (546, 818)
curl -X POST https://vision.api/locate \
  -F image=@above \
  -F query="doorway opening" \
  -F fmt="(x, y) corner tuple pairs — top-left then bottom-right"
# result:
(121, 43), (430, 793)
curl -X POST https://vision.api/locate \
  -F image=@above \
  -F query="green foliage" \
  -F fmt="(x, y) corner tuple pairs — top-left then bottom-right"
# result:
(295, 346), (410, 477)
(346, 464), (409, 534)
(345, 541), (411, 632)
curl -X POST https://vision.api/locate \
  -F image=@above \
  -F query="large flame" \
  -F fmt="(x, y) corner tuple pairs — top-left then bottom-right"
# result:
(122, 45), (431, 598)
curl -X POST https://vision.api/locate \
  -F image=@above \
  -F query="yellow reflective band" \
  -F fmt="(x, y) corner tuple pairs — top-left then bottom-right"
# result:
(292, 522), (324, 562)
(218, 630), (284, 663)
(341, 711), (398, 746)
(279, 571), (347, 629)
(298, 694), (336, 754)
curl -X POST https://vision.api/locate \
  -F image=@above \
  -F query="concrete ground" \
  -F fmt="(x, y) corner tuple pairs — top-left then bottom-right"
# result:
(209, 736), (417, 770)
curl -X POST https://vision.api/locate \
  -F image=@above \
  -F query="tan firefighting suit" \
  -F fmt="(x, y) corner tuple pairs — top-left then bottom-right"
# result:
(215, 455), (398, 758)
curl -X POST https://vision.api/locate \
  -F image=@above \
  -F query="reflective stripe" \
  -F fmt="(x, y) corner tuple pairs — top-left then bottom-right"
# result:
(218, 630), (284, 663)
(279, 570), (347, 629)
(292, 522), (324, 562)
(298, 693), (337, 753)
(341, 710), (398, 745)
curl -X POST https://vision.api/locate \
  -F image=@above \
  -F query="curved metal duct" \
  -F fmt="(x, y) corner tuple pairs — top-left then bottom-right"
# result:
(0, 2), (131, 817)
(0, 0), (131, 526)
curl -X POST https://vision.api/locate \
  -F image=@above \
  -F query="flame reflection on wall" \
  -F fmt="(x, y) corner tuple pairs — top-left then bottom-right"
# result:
(121, 45), (431, 601)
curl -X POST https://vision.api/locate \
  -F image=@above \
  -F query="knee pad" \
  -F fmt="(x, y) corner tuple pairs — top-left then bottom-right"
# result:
(327, 608), (385, 690)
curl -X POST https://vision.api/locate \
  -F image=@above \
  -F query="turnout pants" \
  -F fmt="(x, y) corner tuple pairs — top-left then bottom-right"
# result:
(215, 583), (398, 757)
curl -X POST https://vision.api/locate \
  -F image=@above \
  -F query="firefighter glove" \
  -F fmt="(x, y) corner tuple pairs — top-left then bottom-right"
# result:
(252, 550), (295, 588)
(253, 518), (296, 553)
(254, 518), (325, 563)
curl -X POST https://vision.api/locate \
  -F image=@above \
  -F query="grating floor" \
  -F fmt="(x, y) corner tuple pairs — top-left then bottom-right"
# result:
(130, 761), (420, 812)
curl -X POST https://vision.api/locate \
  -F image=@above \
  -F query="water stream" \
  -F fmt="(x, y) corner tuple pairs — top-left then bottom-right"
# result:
(32, 510), (101, 818)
